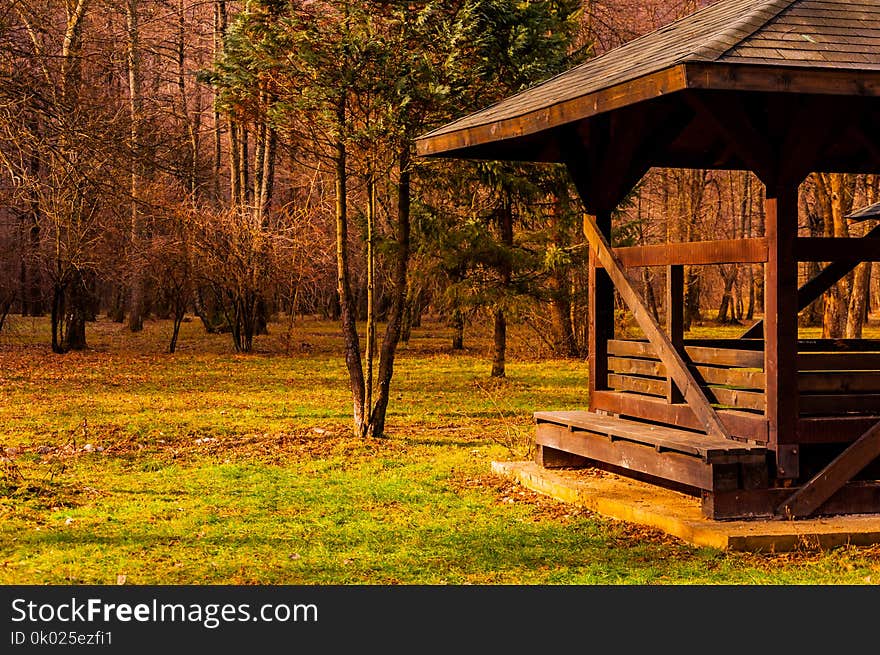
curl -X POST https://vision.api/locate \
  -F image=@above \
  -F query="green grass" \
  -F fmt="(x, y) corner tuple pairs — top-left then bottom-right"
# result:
(2, 315), (880, 584)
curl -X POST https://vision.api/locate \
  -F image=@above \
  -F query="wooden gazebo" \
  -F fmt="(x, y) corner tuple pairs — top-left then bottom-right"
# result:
(417, 0), (880, 519)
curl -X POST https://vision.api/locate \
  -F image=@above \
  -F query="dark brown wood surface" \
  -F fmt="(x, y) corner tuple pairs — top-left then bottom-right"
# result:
(764, 188), (801, 475)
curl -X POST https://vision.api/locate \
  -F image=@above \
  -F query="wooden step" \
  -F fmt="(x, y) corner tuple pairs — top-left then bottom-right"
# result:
(534, 410), (766, 464)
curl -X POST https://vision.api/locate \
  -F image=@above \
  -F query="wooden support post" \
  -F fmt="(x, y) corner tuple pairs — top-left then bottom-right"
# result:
(667, 264), (684, 404)
(588, 210), (613, 408)
(583, 214), (732, 440)
(765, 185), (800, 479)
(778, 419), (880, 518)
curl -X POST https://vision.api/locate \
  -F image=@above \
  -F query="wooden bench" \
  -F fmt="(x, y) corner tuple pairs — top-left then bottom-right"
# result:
(533, 410), (769, 516)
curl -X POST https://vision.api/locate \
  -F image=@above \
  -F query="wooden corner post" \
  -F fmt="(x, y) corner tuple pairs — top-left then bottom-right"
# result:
(764, 184), (800, 479)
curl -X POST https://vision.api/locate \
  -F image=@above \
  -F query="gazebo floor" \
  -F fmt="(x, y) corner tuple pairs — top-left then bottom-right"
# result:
(534, 410), (880, 520)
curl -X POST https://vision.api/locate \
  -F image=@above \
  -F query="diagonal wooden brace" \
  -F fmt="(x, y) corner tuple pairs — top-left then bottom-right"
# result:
(742, 222), (880, 339)
(777, 420), (880, 519)
(583, 214), (732, 440)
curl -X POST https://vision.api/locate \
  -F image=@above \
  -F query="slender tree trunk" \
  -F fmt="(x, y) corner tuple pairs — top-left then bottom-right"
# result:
(126, 0), (145, 332)
(333, 100), (366, 434)
(491, 309), (506, 378)
(491, 195), (513, 377)
(816, 173), (855, 338)
(368, 150), (412, 438)
(451, 308), (464, 350)
(212, 0), (226, 203)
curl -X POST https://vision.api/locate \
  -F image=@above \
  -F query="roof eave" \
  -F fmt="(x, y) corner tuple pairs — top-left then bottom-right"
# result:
(416, 61), (880, 160)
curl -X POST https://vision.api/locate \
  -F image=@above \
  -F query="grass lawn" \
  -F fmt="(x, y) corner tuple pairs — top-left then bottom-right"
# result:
(2, 314), (880, 584)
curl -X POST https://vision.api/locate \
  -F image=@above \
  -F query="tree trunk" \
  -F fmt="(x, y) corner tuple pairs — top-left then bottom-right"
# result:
(815, 173), (855, 338)
(491, 195), (513, 377)
(368, 151), (412, 438)
(451, 309), (464, 350)
(212, 0), (226, 203)
(333, 100), (366, 435)
(126, 0), (145, 333)
(491, 308), (506, 378)
(846, 260), (872, 338)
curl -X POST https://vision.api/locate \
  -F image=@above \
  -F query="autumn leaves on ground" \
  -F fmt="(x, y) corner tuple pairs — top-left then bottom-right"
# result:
(1, 316), (880, 585)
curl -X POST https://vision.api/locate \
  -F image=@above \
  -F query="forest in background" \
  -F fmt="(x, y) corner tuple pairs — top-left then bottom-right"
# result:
(1, 0), (878, 435)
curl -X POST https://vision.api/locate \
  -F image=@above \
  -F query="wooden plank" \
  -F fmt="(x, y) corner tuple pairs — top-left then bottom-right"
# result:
(602, 238), (768, 268)
(685, 345), (765, 369)
(799, 371), (880, 394)
(607, 340), (765, 368)
(795, 237), (880, 262)
(583, 213), (732, 440)
(799, 352), (880, 370)
(609, 373), (666, 397)
(742, 223), (880, 339)
(764, 186), (800, 479)
(591, 390), (770, 443)
(798, 394), (880, 415)
(534, 410), (766, 461)
(778, 420), (880, 518)
(667, 264), (684, 403)
(707, 387), (766, 412)
(799, 416), (880, 443)
(608, 375), (766, 411)
(608, 357), (766, 390)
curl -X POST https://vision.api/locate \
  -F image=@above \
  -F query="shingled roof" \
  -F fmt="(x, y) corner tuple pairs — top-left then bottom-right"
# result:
(417, 0), (880, 158)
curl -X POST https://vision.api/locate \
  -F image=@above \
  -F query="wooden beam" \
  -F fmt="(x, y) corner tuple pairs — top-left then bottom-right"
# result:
(583, 214), (731, 440)
(684, 63), (880, 99)
(742, 224), (880, 339)
(667, 264), (684, 403)
(603, 238), (768, 268)
(778, 420), (880, 518)
(795, 237), (880, 262)
(588, 212), (614, 403)
(764, 186), (800, 477)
